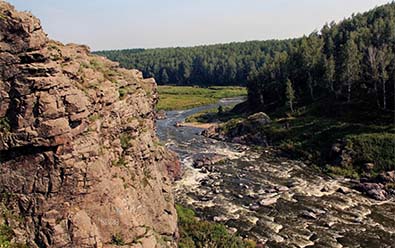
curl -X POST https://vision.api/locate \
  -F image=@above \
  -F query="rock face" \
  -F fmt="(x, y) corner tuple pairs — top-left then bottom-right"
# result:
(0, 2), (178, 247)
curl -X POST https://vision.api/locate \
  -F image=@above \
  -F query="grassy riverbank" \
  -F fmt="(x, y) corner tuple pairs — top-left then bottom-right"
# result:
(188, 100), (395, 178)
(157, 86), (247, 111)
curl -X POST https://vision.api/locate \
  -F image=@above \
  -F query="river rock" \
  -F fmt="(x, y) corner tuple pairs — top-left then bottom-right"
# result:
(259, 197), (278, 206)
(192, 153), (227, 168)
(337, 186), (352, 194)
(201, 124), (220, 138)
(247, 112), (271, 125)
(300, 211), (318, 220)
(377, 170), (395, 183)
(156, 110), (167, 120)
(356, 183), (388, 201)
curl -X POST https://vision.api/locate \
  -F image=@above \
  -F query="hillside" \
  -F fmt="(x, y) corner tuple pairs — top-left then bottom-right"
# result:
(0, 2), (179, 247)
(243, 3), (395, 177)
(247, 2), (395, 112)
(190, 2), (395, 193)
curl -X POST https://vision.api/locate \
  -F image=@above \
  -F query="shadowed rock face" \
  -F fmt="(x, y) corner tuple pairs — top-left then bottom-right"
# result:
(0, 2), (179, 247)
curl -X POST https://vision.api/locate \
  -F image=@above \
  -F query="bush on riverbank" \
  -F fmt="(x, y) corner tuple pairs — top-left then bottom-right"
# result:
(176, 205), (255, 248)
(344, 133), (395, 173)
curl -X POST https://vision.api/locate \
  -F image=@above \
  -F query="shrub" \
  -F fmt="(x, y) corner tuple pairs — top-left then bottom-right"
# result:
(345, 133), (395, 172)
(120, 133), (132, 150)
(0, 117), (10, 133)
(176, 205), (255, 248)
(111, 233), (125, 246)
(0, 224), (28, 248)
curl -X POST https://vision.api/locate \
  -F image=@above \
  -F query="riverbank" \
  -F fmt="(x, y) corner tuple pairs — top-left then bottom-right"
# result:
(188, 100), (395, 201)
(157, 85), (247, 111)
(156, 99), (395, 247)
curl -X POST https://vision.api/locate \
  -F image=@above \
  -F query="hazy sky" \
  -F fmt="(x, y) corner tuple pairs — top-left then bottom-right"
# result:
(7, 0), (391, 50)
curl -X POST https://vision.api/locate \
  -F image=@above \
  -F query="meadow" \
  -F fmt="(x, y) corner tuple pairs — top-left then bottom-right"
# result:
(157, 86), (247, 111)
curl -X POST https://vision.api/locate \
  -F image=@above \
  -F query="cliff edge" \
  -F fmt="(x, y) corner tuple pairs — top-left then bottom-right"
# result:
(0, 2), (179, 247)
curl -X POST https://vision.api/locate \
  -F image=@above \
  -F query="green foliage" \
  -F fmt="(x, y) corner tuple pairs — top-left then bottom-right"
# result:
(345, 133), (395, 172)
(113, 157), (126, 167)
(118, 86), (134, 100)
(0, 13), (6, 21)
(176, 205), (255, 248)
(111, 233), (125, 246)
(88, 114), (100, 122)
(120, 133), (132, 150)
(328, 166), (360, 179)
(248, 3), (395, 111)
(219, 100), (394, 176)
(0, 224), (13, 248)
(0, 209), (28, 248)
(217, 105), (224, 115)
(185, 106), (242, 124)
(0, 118), (10, 133)
(157, 86), (246, 111)
(94, 40), (294, 86)
(285, 79), (295, 112)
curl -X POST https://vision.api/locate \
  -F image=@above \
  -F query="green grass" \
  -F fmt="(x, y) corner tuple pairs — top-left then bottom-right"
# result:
(0, 205), (28, 248)
(344, 133), (395, 173)
(120, 133), (132, 150)
(111, 233), (125, 246)
(0, 117), (10, 133)
(176, 205), (255, 248)
(219, 101), (395, 177)
(0, 224), (13, 248)
(157, 86), (247, 111)
(185, 106), (241, 123)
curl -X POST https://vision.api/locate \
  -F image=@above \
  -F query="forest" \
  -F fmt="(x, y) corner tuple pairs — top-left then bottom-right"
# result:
(94, 40), (295, 86)
(96, 2), (395, 112)
(247, 2), (395, 112)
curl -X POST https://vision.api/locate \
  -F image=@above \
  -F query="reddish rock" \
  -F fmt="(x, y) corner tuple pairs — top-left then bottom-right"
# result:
(0, 2), (178, 247)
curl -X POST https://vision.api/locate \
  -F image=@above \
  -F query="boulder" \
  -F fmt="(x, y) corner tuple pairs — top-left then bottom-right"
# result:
(247, 112), (271, 125)
(377, 171), (395, 183)
(156, 110), (167, 120)
(192, 153), (227, 168)
(356, 183), (388, 201)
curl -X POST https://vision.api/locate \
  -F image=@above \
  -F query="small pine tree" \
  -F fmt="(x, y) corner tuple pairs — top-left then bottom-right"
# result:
(217, 105), (223, 115)
(160, 69), (169, 84)
(285, 78), (296, 113)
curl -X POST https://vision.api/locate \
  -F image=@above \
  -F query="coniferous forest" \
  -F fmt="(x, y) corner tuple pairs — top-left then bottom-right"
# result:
(95, 40), (294, 86)
(96, 2), (395, 112)
(247, 2), (395, 112)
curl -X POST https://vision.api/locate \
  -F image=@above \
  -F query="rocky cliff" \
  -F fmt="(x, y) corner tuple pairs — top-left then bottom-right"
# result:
(0, 2), (179, 247)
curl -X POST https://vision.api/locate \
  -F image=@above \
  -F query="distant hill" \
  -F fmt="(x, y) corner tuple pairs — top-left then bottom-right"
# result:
(94, 40), (296, 86)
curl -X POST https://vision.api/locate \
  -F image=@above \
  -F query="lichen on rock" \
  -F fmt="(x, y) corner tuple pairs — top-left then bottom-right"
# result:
(0, 2), (179, 247)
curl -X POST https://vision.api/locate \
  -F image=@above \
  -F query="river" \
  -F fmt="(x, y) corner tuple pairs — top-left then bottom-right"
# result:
(156, 97), (395, 248)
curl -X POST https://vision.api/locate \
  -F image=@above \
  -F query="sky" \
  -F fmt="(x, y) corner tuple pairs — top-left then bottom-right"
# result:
(7, 0), (392, 51)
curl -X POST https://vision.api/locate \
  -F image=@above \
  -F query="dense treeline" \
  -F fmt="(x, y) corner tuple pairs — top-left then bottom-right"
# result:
(94, 40), (296, 86)
(248, 2), (395, 111)
(96, 3), (395, 111)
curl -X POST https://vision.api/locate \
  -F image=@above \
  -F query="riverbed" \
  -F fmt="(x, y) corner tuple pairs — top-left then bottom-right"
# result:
(156, 98), (395, 248)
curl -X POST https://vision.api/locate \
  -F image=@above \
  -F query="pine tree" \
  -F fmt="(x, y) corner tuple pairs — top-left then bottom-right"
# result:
(160, 69), (169, 84)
